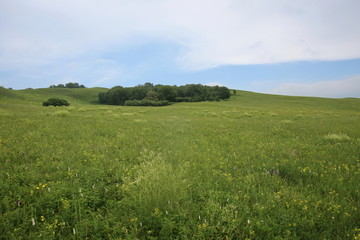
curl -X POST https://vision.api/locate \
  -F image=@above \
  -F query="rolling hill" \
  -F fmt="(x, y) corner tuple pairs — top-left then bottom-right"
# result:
(0, 86), (359, 239)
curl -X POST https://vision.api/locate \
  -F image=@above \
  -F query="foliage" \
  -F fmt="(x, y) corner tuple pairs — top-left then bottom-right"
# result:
(50, 82), (85, 88)
(99, 83), (231, 106)
(43, 98), (70, 107)
(156, 85), (177, 102)
(1, 88), (360, 239)
(144, 90), (158, 101)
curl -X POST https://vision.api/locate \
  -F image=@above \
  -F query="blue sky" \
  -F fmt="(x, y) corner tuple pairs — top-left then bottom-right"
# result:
(1, 0), (360, 98)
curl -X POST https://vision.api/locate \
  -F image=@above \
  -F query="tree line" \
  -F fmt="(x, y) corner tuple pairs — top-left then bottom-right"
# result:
(50, 82), (86, 88)
(99, 83), (231, 106)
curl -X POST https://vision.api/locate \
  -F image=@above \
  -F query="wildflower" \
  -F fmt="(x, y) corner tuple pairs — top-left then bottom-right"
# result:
(152, 208), (161, 216)
(198, 223), (208, 229)
(31, 218), (36, 226)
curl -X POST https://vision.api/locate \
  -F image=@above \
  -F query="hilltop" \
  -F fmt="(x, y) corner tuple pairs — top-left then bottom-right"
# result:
(0, 87), (108, 105)
(1, 86), (359, 112)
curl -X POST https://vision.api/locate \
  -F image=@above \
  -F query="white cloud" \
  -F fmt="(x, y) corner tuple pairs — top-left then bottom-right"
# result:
(1, 0), (360, 71)
(64, 60), (126, 87)
(268, 76), (360, 98)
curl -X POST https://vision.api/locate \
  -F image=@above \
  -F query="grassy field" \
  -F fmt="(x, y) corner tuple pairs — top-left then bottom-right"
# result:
(0, 87), (359, 239)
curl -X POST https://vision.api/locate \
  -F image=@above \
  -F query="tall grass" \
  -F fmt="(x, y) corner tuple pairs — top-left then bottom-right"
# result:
(0, 89), (359, 239)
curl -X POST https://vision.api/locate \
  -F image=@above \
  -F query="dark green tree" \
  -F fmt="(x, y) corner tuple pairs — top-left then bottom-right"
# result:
(129, 86), (148, 100)
(156, 85), (177, 101)
(145, 90), (158, 101)
(107, 86), (130, 105)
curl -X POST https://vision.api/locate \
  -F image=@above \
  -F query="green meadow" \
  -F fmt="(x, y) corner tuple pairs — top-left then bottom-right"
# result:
(0, 87), (359, 239)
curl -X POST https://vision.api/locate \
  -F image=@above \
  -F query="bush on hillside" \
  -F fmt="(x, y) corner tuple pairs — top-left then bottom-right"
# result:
(43, 98), (70, 107)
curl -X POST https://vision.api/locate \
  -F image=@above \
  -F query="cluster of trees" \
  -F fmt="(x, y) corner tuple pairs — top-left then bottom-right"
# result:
(99, 83), (231, 106)
(50, 82), (85, 88)
(43, 98), (70, 107)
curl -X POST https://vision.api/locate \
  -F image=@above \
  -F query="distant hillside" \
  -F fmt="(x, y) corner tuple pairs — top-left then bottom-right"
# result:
(229, 90), (360, 112)
(0, 87), (108, 106)
(1, 86), (359, 112)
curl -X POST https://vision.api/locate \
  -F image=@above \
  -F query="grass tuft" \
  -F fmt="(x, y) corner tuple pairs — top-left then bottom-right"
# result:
(324, 133), (351, 141)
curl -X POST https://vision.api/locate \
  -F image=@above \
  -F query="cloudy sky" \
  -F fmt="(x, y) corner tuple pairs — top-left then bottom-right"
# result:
(1, 0), (360, 98)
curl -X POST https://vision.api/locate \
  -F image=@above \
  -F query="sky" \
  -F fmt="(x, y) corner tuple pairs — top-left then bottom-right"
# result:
(1, 0), (360, 98)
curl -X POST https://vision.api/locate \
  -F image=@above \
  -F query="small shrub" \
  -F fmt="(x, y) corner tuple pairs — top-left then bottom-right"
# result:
(43, 98), (70, 107)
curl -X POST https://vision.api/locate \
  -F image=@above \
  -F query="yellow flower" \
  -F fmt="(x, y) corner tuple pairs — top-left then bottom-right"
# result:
(198, 223), (208, 229)
(152, 208), (162, 216)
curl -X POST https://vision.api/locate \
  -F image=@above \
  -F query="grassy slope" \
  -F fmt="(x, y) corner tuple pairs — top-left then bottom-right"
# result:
(0, 88), (359, 239)
(1, 86), (359, 111)
(0, 87), (108, 105)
